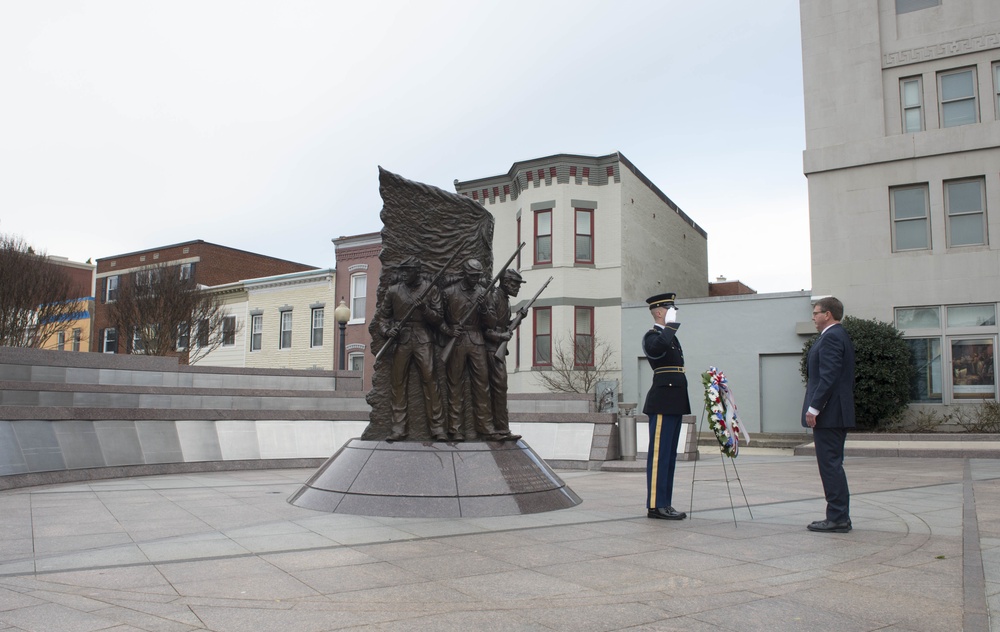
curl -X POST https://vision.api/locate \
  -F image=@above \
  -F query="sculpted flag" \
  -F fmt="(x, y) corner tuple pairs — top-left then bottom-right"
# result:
(362, 168), (495, 441)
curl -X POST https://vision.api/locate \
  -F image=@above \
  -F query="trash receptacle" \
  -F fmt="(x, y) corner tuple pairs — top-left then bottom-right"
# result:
(618, 403), (637, 461)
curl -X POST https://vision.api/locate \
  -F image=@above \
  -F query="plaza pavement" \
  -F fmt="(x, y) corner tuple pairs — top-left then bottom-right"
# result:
(0, 446), (997, 631)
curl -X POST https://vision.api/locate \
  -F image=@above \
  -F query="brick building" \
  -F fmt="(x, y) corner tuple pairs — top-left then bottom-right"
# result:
(332, 232), (382, 390)
(38, 256), (96, 353)
(93, 240), (316, 356)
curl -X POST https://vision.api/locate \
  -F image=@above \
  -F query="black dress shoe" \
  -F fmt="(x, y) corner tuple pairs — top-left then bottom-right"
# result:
(807, 519), (852, 533)
(647, 507), (686, 520)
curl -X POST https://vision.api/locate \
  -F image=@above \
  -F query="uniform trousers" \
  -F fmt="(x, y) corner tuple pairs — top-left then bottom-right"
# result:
(646, 413), (683, 509)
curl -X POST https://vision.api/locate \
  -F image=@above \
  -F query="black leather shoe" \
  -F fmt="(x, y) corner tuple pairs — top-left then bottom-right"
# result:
(647, 507), (686, 520)
(807, 519), (852, 533)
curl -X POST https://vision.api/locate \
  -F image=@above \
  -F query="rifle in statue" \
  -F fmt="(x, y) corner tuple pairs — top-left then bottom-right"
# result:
(494, 275), (552, 360)
(440, 241), (525, 363)
(373, 245), (466, 363)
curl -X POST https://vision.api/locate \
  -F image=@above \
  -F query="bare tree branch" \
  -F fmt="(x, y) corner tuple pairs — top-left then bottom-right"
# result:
(0, 234), (78, 348)
(534, 332), (618, 394)
(106, 263), (240, 364)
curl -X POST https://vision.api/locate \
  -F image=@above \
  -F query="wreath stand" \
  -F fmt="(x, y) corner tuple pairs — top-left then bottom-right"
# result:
(689, 379), (754, 527)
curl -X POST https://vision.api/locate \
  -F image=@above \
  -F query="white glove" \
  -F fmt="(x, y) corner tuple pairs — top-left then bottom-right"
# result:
(665, 307), (678, 323)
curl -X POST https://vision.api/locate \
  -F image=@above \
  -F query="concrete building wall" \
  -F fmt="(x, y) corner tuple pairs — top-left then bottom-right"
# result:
(619, 162), (709, 302)
(455, 152), (709, 397)
(801, 0), (1000, 407)
(623, 291), (813, 434)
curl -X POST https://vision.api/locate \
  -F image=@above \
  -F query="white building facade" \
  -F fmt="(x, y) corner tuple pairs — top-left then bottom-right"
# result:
(455, 152), (709, 394)
(199, 269), (337, 370)
(801, 0), (1000, 406)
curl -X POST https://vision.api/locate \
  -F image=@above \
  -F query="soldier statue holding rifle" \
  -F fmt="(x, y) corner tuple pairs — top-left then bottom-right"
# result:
(484, 271), (551, 439)
(375, 256), (449, 441)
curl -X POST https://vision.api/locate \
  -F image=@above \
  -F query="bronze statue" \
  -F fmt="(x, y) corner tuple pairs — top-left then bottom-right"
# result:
(484, 269), (528, 439)
(440, 259), (498, 441)
(375, 256), (448, 441)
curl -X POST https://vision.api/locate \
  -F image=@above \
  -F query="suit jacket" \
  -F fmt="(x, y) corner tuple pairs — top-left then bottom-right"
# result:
(642, 323), (691, 416)
(801, 323), (856, 428)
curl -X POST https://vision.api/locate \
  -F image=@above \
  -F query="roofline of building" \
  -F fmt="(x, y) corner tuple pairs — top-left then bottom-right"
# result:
(95, 239), (318, 269)
(453, 151), (621, 189)
(45, 256), (95, 271)
(453, 151), (707, 239)
(332, 232), (382, 248)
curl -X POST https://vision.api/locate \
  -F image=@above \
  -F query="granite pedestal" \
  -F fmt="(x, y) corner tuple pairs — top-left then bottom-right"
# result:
(288, 438), (582, 517)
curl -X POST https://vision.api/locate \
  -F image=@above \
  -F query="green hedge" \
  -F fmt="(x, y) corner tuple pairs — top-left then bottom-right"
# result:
(800, 316), (913, 430)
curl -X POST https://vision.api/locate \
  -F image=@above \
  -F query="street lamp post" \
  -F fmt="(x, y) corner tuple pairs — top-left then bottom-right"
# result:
(334, 298), (351, 371)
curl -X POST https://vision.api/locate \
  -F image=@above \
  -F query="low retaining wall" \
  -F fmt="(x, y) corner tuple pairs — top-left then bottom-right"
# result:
(0, 348), (619, 488)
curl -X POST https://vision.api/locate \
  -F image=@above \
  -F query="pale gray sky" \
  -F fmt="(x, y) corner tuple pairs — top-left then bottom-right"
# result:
(0, 0), (810, 293)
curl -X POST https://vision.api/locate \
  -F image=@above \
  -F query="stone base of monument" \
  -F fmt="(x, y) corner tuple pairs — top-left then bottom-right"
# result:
(288, 439), (582, 518)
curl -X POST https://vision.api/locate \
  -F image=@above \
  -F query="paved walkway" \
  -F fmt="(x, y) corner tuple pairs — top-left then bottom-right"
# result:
(0, 449), (997, 631)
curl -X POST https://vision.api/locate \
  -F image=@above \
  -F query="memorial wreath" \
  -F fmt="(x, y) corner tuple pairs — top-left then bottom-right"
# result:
(701, 367), (750, 458)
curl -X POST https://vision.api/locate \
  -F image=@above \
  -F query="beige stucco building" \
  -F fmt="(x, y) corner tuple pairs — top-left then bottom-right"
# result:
(455, 152), (709, 394)
(801, 0), (1000, 405)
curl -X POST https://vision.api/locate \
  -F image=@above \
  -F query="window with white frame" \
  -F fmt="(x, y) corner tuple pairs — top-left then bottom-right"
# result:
(179, 263), (193, 280)
(222, 316), (236, 346)
(348, 352), (365, 378)
(945, 178), (987, 247)
(535, 209), (552, 264)
(196, 319), (209, 347)
(995, 61), (1000, 121)
(250, 314), (263, 352)
(279, 311), (293, 349)
(896, 304), (997, 404)
(900, 76), (923, 133)
(57, 331), (65, 351)
(890, 184), (930, 251)
(533, 306), (551, 366)
(177, 322), (190, 351)
(939, 68), (978, 128)
(105, 275), (119, 302)
(311, 308), (324, 347)
(102, 328), (117, 353)
(72, 328), (81, 352)
(350, 274), (367, 322)
(132, 327), (145, 353)
(575, 209), (594, 264)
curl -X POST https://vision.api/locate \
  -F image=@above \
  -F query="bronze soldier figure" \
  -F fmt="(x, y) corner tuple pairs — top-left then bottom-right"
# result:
(483, 269), (527, 441)
(440, 259), (499, 441)
(376, 256), (448, 441)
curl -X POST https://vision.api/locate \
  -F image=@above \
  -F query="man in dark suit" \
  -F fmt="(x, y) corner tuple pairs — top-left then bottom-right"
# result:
(642, 293), (690, 520)
(802, 296), (856, 533)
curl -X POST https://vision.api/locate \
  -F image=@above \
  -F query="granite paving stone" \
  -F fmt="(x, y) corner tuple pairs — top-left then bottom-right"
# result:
(0, 452), (996, 631)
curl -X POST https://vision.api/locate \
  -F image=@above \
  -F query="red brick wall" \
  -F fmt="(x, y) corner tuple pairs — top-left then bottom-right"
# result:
(93, 241), (319, 354)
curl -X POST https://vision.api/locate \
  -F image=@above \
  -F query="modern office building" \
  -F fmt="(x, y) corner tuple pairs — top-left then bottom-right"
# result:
(801, 0), (1000, 406)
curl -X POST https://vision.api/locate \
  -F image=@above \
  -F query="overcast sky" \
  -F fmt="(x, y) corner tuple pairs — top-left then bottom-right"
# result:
(0, 0), (810, 294)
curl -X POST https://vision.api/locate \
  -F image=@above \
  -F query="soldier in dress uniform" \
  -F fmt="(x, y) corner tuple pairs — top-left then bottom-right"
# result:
(642, 292), (691, 520)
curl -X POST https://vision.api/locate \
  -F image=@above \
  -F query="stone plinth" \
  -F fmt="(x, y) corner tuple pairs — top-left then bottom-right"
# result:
(288, 439), (582, 518)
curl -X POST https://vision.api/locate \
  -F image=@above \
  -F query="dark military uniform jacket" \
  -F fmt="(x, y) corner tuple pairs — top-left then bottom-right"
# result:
(642, 323), (692, 416)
